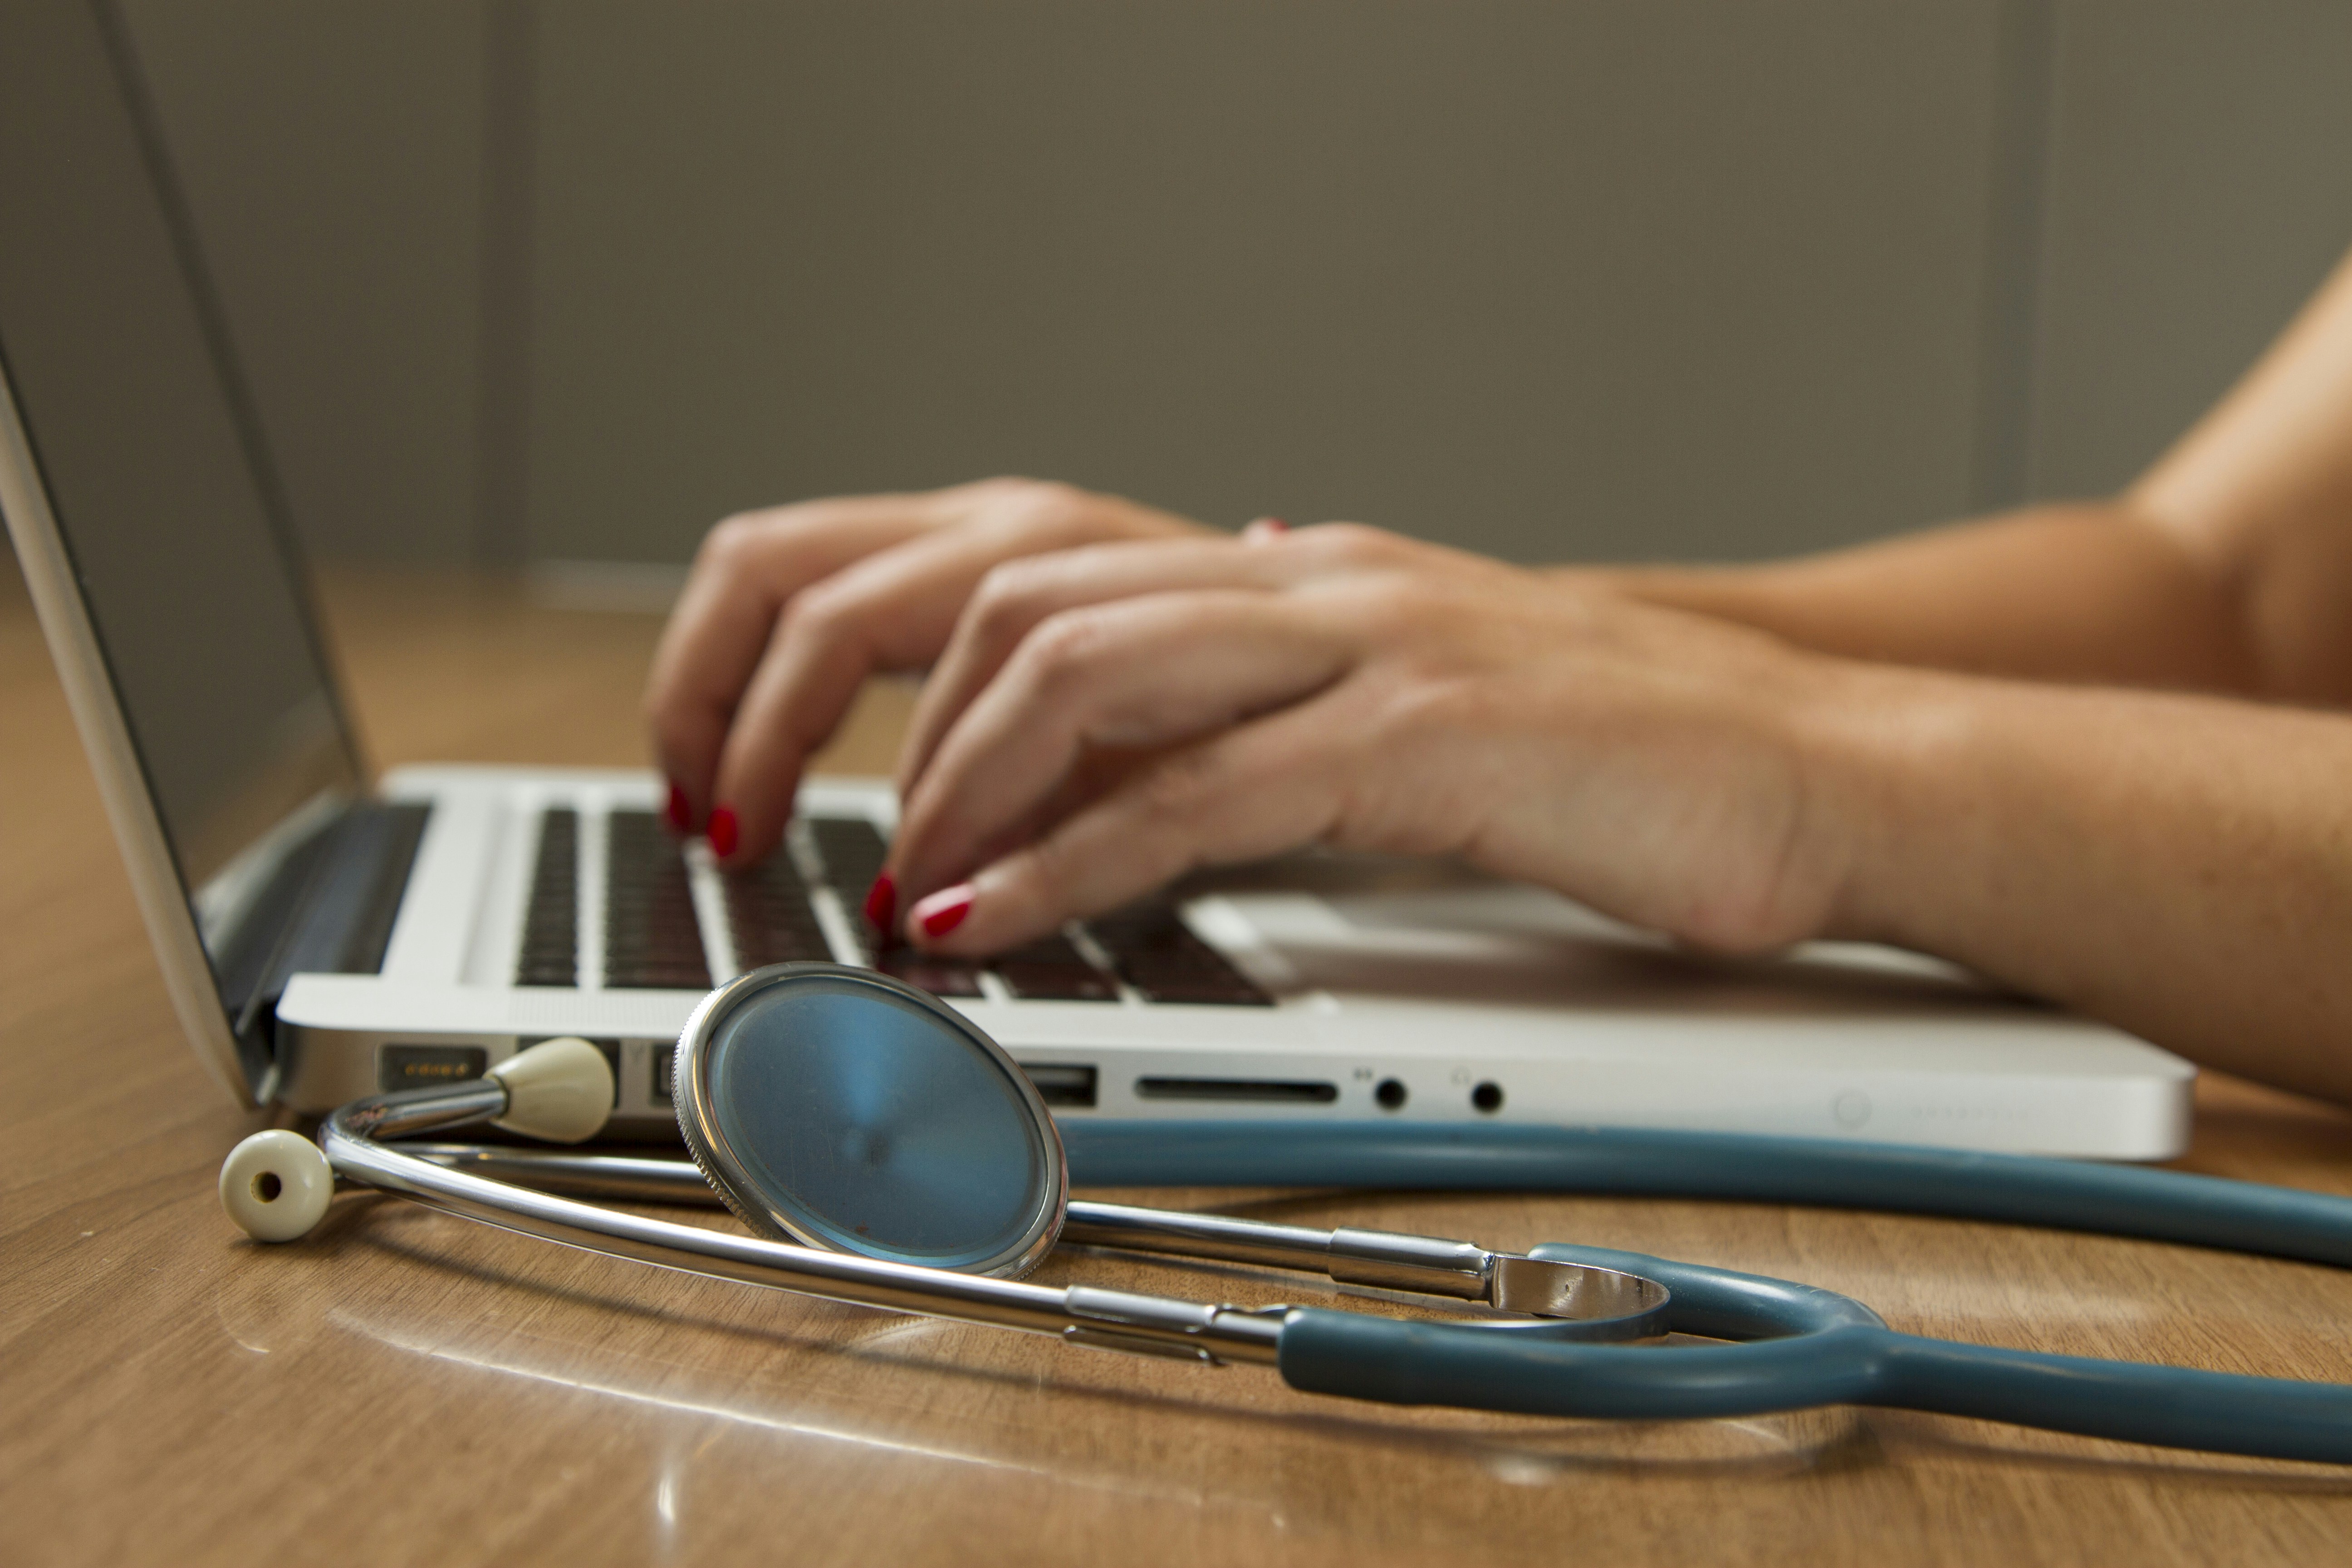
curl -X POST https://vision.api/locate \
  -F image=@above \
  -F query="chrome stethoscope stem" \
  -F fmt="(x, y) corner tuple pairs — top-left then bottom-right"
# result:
(323, 1085), (1287, 1367)
(401, 1144), (1669, 1327)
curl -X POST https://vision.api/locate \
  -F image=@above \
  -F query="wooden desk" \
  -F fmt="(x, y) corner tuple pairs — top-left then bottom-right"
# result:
(8, 566), (2352, 1566)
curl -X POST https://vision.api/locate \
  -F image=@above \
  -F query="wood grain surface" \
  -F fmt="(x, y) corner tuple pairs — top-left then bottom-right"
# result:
(6, 565), (2352, 1567)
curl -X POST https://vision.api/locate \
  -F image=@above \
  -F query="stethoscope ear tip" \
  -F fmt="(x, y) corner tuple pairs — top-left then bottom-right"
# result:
(488, 1037), (614, 1144)
(219, 1129), (333, 1242)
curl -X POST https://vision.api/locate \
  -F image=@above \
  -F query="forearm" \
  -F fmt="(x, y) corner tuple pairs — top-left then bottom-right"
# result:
(1809, 663), (2352, 1104)
(1577, 503), (2258, 694)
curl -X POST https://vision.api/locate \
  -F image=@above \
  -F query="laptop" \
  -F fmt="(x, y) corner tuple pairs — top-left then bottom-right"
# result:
(0, 0), (2194, 1157)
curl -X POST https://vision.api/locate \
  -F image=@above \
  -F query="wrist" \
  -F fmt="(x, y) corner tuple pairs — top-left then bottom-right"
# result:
(1781, 655), (1980, 951)
(1569, 561), (1765, 611)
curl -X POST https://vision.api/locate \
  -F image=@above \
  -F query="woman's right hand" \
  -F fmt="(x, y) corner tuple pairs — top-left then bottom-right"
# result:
(877, 521), (1857, 961)
(642, 477), (1208, 869)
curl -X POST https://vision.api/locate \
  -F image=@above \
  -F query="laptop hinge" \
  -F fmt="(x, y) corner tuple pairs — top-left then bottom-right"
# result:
(223, 800), (433, 1090)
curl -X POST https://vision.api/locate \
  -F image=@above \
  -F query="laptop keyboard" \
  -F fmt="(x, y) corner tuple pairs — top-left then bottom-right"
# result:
(515, 805), (1270, 1004)
(995, 932), (1123, 1001)
(1088, 902), (1272, 1004)
(603, 810), (713, 990)
(515, 808), (580, 987)
(804, 817), (888, 917)
(721, 847), (833, 968)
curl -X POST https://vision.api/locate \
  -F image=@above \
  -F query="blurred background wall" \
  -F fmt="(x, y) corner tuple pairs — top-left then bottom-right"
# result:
(111, 0), (2352, 581)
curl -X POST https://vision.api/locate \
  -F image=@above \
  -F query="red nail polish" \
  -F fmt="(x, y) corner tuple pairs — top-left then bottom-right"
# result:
(664, 780), (691, 833)
(862, 872), (897, 933)
(708, 804), (739, 859)
(1260, 516), (1289, 531)
(915, 886), (974, 940)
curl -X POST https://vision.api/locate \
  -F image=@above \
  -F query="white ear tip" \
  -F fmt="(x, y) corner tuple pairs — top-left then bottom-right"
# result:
(488, 1037), (613, 1144)
(220, 1129), (334, 1241)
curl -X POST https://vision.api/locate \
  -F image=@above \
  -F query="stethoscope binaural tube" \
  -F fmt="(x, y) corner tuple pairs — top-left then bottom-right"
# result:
(396, 1140), (1671, 1329)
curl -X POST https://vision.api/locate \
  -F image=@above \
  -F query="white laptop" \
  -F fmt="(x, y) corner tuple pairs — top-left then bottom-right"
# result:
(0, 0), (2194, 1157)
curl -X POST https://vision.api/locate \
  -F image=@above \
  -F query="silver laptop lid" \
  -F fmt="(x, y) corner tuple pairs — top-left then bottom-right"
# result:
(0, 0), (368, 1104)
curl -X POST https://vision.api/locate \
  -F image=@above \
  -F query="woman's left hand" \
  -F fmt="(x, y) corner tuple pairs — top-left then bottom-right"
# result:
(882, 522), (1869, 957)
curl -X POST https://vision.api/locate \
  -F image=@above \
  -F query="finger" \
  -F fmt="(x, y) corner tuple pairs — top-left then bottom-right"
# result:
(904, 699), (1350, 955)
(896, 535), (1313, 798)
(642, 477), (1075, 818)
(889, 590), (1357, 903)
(894, 522), (1400, 798)
(704, 516), (1136, 865)
(644, 493), (956, 820)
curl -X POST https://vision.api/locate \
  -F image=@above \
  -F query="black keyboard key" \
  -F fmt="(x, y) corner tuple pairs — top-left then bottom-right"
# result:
(995, 960), (1120, 1001)
(1083, 901), (1274, 1006)
(877, 950), (986, 998)
(1084, 906), (1193, 952)
(604, 809), (711, 990)
(514, 808), (578, 987)
(805, 815), (893, 958)
(993, 932), (1089, 966)
(806, 816), (889, 896)
(989, 935), (1119, 1001)
(723, 851), (836, 968)
(1117, 962), (1271, 1005)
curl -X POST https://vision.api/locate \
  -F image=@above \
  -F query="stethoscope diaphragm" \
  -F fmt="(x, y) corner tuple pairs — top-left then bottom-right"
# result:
(671, 963), (1068, 1278)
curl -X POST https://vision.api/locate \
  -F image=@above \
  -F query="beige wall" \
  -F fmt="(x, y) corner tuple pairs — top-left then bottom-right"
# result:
(2029, 0), (2352, 498)
(526, 1), (2007, 568)
(121, 0), (485, 564)
(114, 1), (2352, 572)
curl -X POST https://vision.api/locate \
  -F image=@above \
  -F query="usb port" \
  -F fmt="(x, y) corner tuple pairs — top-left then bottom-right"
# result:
(1019, 1063), (1098, 1108)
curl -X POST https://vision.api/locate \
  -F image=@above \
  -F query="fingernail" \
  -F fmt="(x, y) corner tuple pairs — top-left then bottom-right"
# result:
(1242, 516), (1289, 543)
(707, 804), (739, 859)
(664, 780), (691, 833)
(913, 884), (974, 940)
(862, 872), (897, 933)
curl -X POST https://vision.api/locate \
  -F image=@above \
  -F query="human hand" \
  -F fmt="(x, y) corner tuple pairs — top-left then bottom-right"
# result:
(642, 478), (1207, 867)
(882, 522), (1863, 956)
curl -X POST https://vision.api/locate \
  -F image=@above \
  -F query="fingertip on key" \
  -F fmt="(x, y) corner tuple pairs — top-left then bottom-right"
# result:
(862, 872), (897, 934)
(707, 804), (740, 859)
(664, 779), (692, 833)
(911, 883), (974, 941)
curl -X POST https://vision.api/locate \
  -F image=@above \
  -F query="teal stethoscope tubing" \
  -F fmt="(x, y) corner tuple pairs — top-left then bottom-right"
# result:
(1288, 1246), (2352, 1463)
(1064, 1121), (2352, 1463)
(1060, 1121), (2352, 1267)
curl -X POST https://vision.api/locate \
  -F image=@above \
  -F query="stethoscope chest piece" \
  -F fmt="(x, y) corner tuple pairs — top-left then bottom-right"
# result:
(672, 963), (1068, 1278)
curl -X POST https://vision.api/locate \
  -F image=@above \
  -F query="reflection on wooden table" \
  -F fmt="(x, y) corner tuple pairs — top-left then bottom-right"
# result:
(6, 566), (2352, 1566)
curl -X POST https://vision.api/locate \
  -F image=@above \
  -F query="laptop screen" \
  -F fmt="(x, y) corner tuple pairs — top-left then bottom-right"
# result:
(0, 5), (362, 936)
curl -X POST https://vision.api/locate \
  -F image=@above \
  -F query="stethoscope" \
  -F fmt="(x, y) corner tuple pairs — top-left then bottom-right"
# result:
(221, 963), (2352, 1465)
